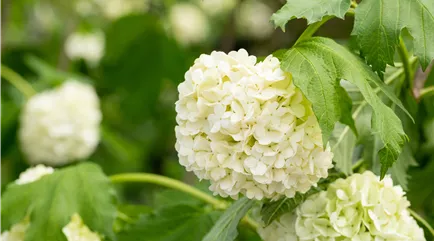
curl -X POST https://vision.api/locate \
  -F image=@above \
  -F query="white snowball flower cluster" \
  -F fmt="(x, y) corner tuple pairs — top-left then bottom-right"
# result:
(0, 218), (29, 241)
(236, 0), (274, 40)
(169, 3), (210, 46)
(175, 49), (333, 200)
(62, 214), (101, 241)
(259, 171), (426, 241)
(64, 31), (105, 67)
(19, 80), (102, 166)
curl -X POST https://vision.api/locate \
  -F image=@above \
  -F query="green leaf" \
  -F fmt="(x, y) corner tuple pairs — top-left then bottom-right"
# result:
(281, 37), (410, 178)
(352, 0), (434, 72)
(203, 197), (254, 241)
(260, 192), (309, 227)
(117, 205), (220, 241)
(271, 0), (351, 30)
(153, 189), (201, 208)
(391, 144), (418, 190)
(102, 14), (190, 123)
(330, 123), (356, 175)
(260, 171), (343, 226)
(1, 163), (117, 241)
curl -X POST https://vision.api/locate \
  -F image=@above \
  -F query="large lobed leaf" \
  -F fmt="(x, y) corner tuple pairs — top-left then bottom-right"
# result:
(271, 0), (351, 30)
(117, 204), (220, 241)
(1, 163), (117, 241)
(352, 0), (434, 73)
(203, 197), (255, 241)
(281, 37), (411, 178)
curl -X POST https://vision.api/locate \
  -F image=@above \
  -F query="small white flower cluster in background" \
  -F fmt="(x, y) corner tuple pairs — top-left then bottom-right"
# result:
(169, 3), (210, 46)
(19, 80), (101, 166)
(175, 49), (333, 200)
(198, 0), (237, 16)
(259, 171), (426, 241)
(236, 0), (274, 40)
(62, 214), (101, 241)
(1, 166), (101, 241)
(64, 31), (105, 67)
(15, 164), (54, 185)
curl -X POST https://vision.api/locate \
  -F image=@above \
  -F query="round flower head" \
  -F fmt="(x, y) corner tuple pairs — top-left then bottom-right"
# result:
(62, 213), (101, 241)
(19, 80), (102, 166)
(169, 3), (210, 46)
(260, 171), (426, 241)
(175, 49), (333, 200)
(65, 31), (105, 67)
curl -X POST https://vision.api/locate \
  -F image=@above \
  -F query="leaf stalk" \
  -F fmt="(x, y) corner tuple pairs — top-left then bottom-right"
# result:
(397, 38), (414, 92)
(110, 173), (259, 231)
(1, 64), (37, 99)
(408, 208), (434, 238)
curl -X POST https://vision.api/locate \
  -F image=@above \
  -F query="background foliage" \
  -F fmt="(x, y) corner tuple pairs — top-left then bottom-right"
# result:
(1, 0), (433, 240)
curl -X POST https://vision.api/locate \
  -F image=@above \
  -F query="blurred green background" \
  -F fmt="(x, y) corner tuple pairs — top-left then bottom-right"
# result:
(1, 0), (433, 228)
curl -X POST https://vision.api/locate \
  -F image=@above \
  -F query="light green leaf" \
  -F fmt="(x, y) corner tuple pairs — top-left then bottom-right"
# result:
(352, 0), (434, 72)
(330, 123), (356, 175)
(1, 163), (117, 241)
(271, 0), (351, 30)
(203, 197), (254, 241)
(117, 205), (220, 241)
(281, 37), (410, 178)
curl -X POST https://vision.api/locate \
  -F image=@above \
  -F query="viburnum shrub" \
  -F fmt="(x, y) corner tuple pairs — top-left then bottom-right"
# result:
(1, 0), (434, 241)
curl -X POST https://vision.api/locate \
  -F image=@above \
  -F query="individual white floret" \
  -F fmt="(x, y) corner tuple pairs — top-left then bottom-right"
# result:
(175, 49), (333, 200)
(260, 171), (426, 241)
(236, 0), (274, 40)
(169, 3), (210, 46)
(64, 31), (105, 67)
(19, 80), (102, 166)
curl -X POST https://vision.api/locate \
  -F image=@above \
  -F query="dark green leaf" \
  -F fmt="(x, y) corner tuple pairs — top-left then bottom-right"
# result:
(260, 171), (343, 226)
(1, 163), (117, 241)
(282, 37), (410, 178)
(153, 189), (201, 208)
(203, 197), (254, 241)
(352, 0), (434, 72)
(271, 0), (351, 30)
(117, 205), (220, 241)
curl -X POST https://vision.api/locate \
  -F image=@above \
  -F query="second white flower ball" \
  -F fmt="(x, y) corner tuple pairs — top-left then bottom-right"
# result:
(19, 81), (102, 166)
(175, 49), (333, 200)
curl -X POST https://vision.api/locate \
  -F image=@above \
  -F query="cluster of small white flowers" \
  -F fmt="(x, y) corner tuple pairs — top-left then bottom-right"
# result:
(19, 80), (102, 166)
(260, 171), (426, 241)
(169, 3), (210, 46)
(175, 49), (333, 200)
(198, 0), (237, 16)
(64, 31), (105, 66)
(236, 0), (274, 40)
(15, 164), (54, 185)
(62, 214), (101, 241)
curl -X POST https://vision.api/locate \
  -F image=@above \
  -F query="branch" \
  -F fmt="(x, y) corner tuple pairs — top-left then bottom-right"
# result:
(1, 64), (36, 99)
(110, 173), (259, 231)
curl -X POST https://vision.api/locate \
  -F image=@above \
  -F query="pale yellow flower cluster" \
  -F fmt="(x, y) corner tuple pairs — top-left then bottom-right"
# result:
(259, 171), (426, 241)
(175, 49), (333, 200)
